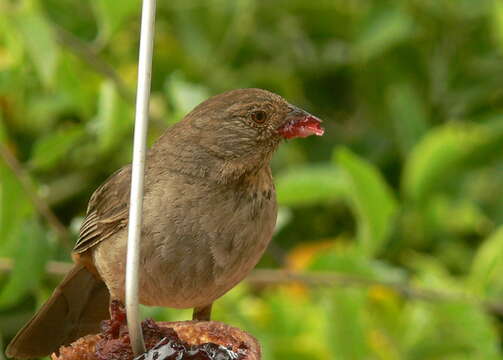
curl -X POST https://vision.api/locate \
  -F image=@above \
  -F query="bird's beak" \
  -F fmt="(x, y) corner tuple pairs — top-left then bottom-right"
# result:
(277, 105), (325, 139)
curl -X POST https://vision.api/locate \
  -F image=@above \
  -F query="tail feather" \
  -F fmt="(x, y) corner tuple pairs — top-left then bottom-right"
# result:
(6, 264), (110, 358)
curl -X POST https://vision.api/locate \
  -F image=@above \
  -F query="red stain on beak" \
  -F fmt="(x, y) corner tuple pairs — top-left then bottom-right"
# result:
(278, 106), (324, 139)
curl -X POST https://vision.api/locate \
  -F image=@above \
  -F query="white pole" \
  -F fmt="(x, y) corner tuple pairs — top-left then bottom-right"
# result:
(126, 0), (157, 355)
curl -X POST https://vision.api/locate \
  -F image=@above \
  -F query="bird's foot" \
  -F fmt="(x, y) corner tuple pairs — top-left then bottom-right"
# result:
(101, 300), (128, 339)
(192, 303), (213, 321)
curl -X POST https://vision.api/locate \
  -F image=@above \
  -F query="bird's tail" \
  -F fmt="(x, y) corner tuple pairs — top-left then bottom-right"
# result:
(5, 264), (110, 358)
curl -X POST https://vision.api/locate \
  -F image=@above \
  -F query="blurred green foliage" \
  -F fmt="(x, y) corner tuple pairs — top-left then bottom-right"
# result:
(1, 0), (503, 359)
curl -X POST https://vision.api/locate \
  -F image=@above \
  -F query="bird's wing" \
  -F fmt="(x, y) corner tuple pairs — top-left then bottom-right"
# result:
(73, 165), (131, 253)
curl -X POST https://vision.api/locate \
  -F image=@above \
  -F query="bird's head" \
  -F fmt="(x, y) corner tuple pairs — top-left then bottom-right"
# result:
(185, 88), (323, 157)
(161, 88), (324, 181)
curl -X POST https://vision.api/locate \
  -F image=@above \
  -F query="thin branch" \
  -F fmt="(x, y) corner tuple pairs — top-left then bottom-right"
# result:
(247, 269), (503, 316)
(1, 257), (502, 317)
(0, 258), (72, 276)
(0, 145), (71, 248)
(248, 269), (458, 300)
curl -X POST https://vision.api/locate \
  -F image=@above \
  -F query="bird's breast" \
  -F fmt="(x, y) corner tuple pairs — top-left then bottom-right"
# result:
(133, 170), (277, 307)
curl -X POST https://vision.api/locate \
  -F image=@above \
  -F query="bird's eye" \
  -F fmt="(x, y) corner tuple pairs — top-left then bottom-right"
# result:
(250, 110), (267, 124)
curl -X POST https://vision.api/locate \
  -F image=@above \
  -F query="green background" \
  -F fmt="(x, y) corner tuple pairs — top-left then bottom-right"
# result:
(1, 0), (503, 359)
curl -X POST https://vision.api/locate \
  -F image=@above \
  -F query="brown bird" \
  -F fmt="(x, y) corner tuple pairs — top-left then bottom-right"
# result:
(6, 88), (324, 358)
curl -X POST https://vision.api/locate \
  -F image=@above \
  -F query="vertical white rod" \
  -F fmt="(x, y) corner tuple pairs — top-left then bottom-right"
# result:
(126, 0), (157, 355)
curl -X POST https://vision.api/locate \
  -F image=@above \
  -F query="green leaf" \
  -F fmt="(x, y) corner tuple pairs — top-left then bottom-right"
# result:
(309, 245), (407, 284)
(328, 288), (370, 359)
(309, 246), (375, 277)
(93, 0), (140, 43)
(428, 196), (491, 236)
(354, 6), (413, 61)
(265, 290), (327, 360)
(0, 113), (6, 143)
(29, 125), (86, 170)
(491, 0), (503, 53)
(334, 148), (398, 257)
(0, 160), (33, 256)
(406, 252), (461, 293)
(404, 302), (501, 359)
(274, 206), (292, 233)
(275, 164), (345, 207)
(11, 9), (59, 87)
(387, 83), (429, 157)
(402, 123), (503, 203)
(164, 73), (210, 124)
(0, 219), (50, 308)
(469, 226), (503, 296)
(96, 80), (134, 153)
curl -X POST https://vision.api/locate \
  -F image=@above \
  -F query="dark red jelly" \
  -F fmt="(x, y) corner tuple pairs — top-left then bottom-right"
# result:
(94, 302), (246, 360)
